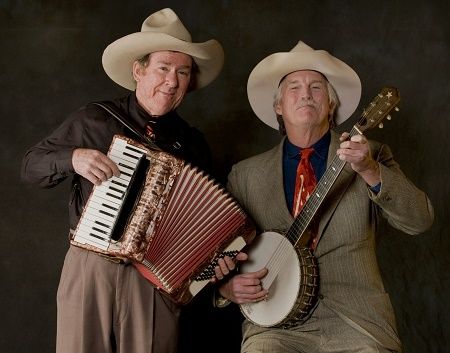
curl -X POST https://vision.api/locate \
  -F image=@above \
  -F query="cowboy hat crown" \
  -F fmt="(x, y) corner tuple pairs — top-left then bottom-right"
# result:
(140, 8), (191, 41)
(102, 8), (224, 91)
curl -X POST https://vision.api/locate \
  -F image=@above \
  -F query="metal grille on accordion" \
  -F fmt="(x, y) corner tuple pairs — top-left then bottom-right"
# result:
(71, 135), (255, 304)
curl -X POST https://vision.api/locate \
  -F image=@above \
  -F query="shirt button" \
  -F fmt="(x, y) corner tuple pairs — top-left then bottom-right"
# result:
(318, 294), (324, 300)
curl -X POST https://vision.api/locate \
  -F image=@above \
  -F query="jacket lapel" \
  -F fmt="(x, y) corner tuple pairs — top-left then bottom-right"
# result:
(265, 139), (294, 228)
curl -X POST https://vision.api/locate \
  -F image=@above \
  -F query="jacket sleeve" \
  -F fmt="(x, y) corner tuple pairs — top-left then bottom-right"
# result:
(226, 163), (249, 211)
(20, 110), (87, 188)
(369, 143), (434, 234)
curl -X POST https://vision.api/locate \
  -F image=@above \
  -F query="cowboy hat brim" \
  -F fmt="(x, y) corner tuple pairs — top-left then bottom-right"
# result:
(102, 32), (224, 91)
(247, 45), (362, 129)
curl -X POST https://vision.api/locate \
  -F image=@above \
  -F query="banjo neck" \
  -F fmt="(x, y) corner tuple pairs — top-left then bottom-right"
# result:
(285, 87), (401, 248)
(284, 135), (348, 247)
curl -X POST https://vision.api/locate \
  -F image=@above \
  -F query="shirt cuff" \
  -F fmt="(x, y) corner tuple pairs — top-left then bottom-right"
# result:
(369, 182), (381, 194)
(55, 148), (77, 174)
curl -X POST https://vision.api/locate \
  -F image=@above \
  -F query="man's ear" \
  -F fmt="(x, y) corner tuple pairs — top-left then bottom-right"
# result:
(132, 61), (142, 82)
(274, 100), (283, 115)
(329, 101), (336, 117)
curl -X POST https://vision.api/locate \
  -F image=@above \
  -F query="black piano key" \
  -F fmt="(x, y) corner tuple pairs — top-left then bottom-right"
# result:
(119, 170), (132, 178)
(111, 180), (127, 188)
(109, 186), (125, 194)
(92, 226), (108, 235)
(118, 162), (134, 170)
(101, 203), (118, 212)
(106, 192), (122, 200)
(99, 209), (116, 218)
(123, 151), (139, 160)
(89, 232), (108, 242)
(95, 220), (111, 229)
(126, 145), (146, 154)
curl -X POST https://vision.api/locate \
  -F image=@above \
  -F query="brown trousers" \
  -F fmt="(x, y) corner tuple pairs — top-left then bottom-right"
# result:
(241, 302), (398, 353)
(56, 246), (180, 353)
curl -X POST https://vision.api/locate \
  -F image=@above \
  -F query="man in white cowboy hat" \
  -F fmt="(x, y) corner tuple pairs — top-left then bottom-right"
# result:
(216, 41), (434, 352)
(21, 8), (228, 353)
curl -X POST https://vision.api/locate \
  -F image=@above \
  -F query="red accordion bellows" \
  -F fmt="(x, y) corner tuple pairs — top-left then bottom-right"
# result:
(71, 135), (255, 304)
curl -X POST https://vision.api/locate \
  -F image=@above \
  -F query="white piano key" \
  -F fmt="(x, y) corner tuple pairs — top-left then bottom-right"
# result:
(79, 217), (112, 235)
(111, 144), (145, 159)
(110, 172), (132, 184)
(91, 187), (124, 204)
(85, 203), (119, 221)
(109, 176), (129, 186)
(108, 179), (128, 192)
(107, 150), (134, 167)
(82, 216), (114, 233)
(78, 222), (111, 240)
(89, 198), (120, 213)
(73, 230), (110, 250)
(113, 138), (147, 155)
(115, 169), (133, 180)
(96, 184), (124, 199)
(125, 147), (146, 157)
(77, 222), (111, 240)
(83, 205), (118, 223)
(109, 155), (137, 168)
(110, 149), (141, 165)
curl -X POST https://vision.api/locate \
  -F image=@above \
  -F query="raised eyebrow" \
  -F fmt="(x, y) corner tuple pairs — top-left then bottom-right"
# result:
(285, 80), (300, 88)
(156, 61), (192, 70)
(286, 79), (325, 85)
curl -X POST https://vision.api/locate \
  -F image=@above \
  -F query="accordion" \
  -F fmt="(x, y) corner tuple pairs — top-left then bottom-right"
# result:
(70, 135), (255, 304)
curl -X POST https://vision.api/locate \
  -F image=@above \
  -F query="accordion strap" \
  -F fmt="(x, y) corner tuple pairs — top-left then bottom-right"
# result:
(91, 101), (162, 151)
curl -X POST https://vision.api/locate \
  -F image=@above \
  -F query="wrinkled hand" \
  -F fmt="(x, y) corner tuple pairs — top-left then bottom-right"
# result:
(210, 252), (248, 283)
(72, 148), (120, 185)
(337, 133), (380, 186)
(218, 268), (268, 304)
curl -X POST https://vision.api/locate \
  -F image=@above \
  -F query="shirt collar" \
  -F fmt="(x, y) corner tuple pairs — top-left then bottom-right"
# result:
(129, 92), (154, 130)
(284, 130), (331, 160)
(121, 91), (182, 131)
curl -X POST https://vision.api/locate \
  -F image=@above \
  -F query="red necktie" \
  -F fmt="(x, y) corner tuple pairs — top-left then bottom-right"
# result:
(292, 148), (317, 218)
(145, 124), (156, 140)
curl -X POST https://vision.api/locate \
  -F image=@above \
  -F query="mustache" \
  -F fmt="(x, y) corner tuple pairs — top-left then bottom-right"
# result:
(296, 102), (316, 109)
(159, 89), (176, 95)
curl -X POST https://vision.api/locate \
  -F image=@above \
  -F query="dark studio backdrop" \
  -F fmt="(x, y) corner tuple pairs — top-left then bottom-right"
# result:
(1, 1), (449, 352)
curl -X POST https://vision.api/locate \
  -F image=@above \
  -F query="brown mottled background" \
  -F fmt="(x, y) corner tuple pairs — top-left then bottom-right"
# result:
(1, 1), (448, 352)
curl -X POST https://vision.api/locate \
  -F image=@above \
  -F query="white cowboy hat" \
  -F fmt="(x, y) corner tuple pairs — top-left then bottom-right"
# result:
(247, 41), (362, 129)
(102, 8), (224, 91)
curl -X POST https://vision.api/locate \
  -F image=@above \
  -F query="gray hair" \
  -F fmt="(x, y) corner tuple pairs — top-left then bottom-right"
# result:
(273, 76), (340, 135)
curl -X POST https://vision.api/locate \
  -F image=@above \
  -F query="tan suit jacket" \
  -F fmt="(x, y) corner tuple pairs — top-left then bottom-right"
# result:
(227, 130), (434, 350)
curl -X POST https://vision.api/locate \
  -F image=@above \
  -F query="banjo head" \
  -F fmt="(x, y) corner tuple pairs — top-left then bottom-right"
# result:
(240, 231), (306, 327)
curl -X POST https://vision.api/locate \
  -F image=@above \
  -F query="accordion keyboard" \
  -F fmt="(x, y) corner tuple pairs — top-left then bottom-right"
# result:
(73, 138), (148, 250)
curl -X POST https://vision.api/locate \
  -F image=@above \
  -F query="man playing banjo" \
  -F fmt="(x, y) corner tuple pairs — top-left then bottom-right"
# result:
(215, 41), (434, 352)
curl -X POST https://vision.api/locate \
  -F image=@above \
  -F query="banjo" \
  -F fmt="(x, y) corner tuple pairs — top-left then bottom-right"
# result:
(239, 87), (401, 328)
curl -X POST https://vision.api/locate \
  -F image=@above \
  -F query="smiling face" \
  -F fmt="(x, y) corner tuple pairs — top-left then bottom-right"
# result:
(133, 51), (193, 116)
(275, 70), (335, 137)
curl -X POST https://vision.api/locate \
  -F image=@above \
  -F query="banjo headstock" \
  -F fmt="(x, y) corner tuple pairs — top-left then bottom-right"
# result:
(355, 87), (401, 133)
